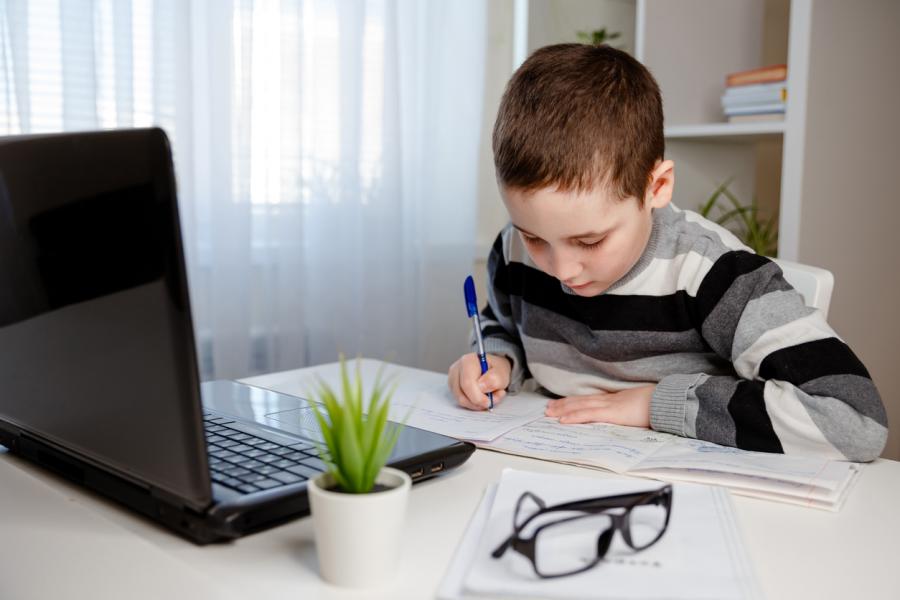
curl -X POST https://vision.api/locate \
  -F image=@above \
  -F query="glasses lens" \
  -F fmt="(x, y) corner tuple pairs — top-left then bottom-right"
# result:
(534, 513), (613, 577)
(628, 500), (668, 549)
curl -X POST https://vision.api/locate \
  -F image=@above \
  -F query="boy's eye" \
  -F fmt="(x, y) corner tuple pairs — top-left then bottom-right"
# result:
(576, 238), (603, 249)
(521, 234), (544, 246)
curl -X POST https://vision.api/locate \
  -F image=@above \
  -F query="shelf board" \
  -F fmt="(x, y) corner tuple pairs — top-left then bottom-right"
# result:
(665, 121), (785, 142)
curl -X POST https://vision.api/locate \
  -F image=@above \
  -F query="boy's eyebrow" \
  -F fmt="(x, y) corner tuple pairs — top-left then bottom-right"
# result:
(512, 224), (611, 240)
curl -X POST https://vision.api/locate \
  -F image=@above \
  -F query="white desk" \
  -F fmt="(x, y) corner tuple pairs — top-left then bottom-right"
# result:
(2, 365), (899, 600)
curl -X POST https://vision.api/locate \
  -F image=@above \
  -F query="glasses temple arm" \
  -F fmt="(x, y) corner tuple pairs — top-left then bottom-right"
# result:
(491, 535), (514, 559)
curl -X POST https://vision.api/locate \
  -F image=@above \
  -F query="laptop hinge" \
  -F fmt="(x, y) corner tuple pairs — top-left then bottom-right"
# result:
(0, 422), (23, 450)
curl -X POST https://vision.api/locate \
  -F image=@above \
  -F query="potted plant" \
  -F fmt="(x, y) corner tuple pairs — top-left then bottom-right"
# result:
(576, 27), (622, 48)
(698, 179), (779, 257)
(305, 356), (410, 588)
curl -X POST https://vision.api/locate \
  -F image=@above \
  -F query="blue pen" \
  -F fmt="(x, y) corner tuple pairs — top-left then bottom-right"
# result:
(464, 275), (493, 411)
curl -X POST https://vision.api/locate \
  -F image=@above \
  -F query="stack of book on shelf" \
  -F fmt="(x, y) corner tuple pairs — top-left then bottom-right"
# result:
(721, 64), (787, 123)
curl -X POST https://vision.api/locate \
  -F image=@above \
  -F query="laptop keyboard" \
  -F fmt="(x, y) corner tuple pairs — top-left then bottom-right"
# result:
(203, 413), (326, 495)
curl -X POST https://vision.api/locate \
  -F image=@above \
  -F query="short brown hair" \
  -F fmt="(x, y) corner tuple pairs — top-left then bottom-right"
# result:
(493, 44), (664, 202)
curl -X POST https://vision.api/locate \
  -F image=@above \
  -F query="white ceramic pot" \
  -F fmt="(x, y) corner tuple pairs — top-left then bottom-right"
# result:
(307, 466), (412, 588)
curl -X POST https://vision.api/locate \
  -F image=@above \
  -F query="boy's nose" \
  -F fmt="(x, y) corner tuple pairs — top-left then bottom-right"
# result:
(551, 251), (582, 282)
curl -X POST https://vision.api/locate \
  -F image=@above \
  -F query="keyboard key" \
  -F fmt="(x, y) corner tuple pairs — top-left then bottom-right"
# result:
(237, 484), (259, 494)
(291, 439), (316, 448)
(230, 444), (254, 454)
(230, 433), (252, 441)
(222, 466), (251, 478)
(270, 447), (293, 456)
(256, 454), (281, 464)
(244, 448), (267, 458)
(219, 477), (240, 487)
(283, 451), (309, 462)
(217, 440), (239, 449)
(210, 471), (227, 483)
(254, 479), (282, 490)
(239, 473), (267, 484)
(271, 471), (306, 484)
(272, 458), (296, 469)
(235, 459), (264, 470)
(209, 449), (236, 459)
(299, 456), (327, 471)
(257, 442), (281, 451)
(257, 465), (280, 475)
(286, 464), (322, 479)
(206, 435), (227, 443)
(243, 438), (266, 447)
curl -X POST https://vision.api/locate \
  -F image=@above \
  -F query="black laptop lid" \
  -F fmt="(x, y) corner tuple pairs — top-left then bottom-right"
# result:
(0, 128), (211, 510)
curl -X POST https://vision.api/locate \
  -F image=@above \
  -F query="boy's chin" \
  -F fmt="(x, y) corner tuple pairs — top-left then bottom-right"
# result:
(565, 281), (607, 296)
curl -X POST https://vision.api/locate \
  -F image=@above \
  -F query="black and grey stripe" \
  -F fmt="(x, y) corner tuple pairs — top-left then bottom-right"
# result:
(477, 204), (887, 461)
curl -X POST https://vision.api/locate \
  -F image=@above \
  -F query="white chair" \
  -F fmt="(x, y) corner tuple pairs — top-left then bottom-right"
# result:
(772, 258), (834, 318)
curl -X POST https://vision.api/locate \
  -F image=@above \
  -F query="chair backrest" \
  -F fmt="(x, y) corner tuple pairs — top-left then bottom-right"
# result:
(772, 258), (834, 318)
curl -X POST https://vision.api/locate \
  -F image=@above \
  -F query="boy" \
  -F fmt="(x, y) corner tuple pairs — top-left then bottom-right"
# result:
(448, 44), (887, 461)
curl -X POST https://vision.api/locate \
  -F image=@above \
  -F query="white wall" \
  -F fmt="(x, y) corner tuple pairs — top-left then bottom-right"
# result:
(798, 0), (900, 460)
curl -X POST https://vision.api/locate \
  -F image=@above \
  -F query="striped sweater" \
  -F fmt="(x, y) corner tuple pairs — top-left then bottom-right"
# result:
(480, 204), (888, 461)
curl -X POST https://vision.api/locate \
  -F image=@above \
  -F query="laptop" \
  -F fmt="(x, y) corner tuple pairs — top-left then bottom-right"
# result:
(0, 128), (474, 544)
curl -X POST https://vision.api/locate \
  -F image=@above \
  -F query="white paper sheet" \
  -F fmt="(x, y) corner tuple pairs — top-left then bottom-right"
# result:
(389, 386), (550, 442)
(481, 417), (858, 509)
(244, 361), (860, 511)
(483, 418), (679, 472)
(443, 469), (762, 600)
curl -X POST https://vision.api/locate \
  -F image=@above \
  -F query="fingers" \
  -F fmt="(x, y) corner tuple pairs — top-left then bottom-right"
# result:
(546, 397), (615, 424)
(556, 408), (610, 424)
(546, 388), (652, 428)
(448, 354), (509, 411)
(544, 395), (611, 417)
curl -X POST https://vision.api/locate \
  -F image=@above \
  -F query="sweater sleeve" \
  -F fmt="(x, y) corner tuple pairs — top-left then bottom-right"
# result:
(473, 231), (529, 392)
(650, 250), (888, 462)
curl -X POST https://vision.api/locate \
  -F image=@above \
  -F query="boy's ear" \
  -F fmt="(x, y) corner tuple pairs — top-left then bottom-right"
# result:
(646, 159), (674, 210)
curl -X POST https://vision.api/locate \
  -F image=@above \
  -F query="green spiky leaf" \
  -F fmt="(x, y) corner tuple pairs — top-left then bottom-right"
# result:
(304, 357), (405, 493)
(698, 179), (779, 257)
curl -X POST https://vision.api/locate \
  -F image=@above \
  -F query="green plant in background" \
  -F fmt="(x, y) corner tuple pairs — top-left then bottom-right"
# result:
(699, 179), (779, 257)
(309, 356), (401, 494)
(576, 27), (622, 47)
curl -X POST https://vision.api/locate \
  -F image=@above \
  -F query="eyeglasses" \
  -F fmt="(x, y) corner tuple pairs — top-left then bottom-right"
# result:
(491, 484), (673, 578)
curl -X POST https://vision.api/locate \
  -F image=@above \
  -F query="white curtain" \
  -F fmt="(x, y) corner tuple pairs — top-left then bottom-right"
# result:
(1, 0), (486, 379)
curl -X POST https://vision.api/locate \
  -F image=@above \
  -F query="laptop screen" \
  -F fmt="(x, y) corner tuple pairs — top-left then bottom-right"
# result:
(0, 129), (211, 509)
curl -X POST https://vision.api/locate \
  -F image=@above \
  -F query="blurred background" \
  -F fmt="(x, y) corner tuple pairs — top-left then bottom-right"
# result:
(1, 0), (898, 459)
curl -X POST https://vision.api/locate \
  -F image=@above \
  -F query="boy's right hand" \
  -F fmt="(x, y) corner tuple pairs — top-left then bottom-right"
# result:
(448, 353), (511, 411)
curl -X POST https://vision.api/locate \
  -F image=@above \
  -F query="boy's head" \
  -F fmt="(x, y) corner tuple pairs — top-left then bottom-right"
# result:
(493, 44), (674, 296)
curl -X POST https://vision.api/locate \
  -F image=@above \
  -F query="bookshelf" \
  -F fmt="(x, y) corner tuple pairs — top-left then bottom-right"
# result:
(636, 0), (799, 258)
(664, 122), (785, 143)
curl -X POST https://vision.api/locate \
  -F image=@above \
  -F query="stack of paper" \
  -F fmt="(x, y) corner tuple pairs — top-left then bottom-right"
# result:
(248, 361), (862, 511)
(482, 417), (862, 511)
(438, 469), (762, 600)
(398, 384), (860, 511)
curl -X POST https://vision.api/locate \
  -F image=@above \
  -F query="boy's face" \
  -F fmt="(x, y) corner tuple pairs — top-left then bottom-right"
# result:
(501, 161), (674, 297)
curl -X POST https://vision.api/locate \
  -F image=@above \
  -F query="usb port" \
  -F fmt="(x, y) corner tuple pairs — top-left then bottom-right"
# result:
(410, 467), (425, 479)
(429, 462), (444, 474)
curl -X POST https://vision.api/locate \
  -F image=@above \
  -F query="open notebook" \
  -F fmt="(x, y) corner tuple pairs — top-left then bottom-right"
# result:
(249, 360), (862, 511)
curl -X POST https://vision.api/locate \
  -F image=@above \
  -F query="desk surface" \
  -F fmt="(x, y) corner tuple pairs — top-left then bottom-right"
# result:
(2, 369), (899, 599)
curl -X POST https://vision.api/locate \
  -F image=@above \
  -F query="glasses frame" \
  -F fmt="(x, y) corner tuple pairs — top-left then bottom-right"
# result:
(491, 484), (673, 579)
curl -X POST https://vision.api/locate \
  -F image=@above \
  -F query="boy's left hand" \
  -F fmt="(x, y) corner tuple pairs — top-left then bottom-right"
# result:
(545, 385), (655, 428)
